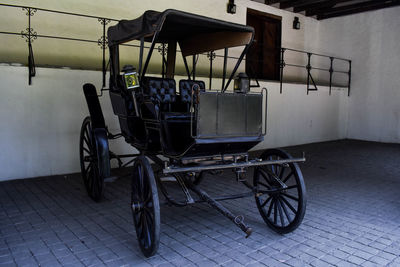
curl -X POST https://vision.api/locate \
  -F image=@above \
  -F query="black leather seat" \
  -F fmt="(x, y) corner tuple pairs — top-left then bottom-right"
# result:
(142, 77), (176, 112)
(179, 80), (205, 110)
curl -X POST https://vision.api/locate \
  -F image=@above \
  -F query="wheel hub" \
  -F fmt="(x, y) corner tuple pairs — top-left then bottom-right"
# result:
(131, 201), (144, 213)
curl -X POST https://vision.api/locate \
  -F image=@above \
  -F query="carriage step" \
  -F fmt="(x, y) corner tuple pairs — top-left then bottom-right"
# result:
(160, 176), (177, 182)
(104, 176), (118, 183)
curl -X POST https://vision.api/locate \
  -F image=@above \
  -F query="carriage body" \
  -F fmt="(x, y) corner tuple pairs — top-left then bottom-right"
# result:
(79, 9), (307, 258)
(106, 9), (265, 160)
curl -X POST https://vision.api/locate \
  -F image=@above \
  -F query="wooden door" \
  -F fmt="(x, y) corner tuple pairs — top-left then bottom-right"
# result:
(246, 9), (281, 81)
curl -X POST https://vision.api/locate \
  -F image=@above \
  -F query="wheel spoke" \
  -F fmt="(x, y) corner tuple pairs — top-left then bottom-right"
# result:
(83, 147), (91, 155)
(258, 181), (271, 190)
(275, 156), (281, 176)
(259, 168), (272, 185)
(145, 211), (154, 230)
(276, 198), (285, 227)
(282, 171), (294, 183)
(282, 193), (299, 201)
(278, 197), (292, 223)
(137, 165), (145, 197)
(144, 192), (152, 204)
(144, 207), (154, 220)
(141, 212), (151, 248)
(260, 196), (272, 208)
(136, 211), (143, 228)
(280, 195), (297, 214)
(84, 127), (91, 144)
(267, 197), (275, 218)
(85, 162), (92, 175)
(279, 165), (285, 179)
(139, 212), (146, 240)
(273, 199), (278, 225)
(83, 135), (92, 150)
(285, 185), (298, 190)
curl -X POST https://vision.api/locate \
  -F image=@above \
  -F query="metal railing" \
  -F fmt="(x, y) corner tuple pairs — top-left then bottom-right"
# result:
(0, 3), (352, 96)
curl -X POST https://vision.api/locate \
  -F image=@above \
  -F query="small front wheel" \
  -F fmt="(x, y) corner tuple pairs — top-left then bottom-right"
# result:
(131, 156), (160, 257)
(254, 149), (306, 234)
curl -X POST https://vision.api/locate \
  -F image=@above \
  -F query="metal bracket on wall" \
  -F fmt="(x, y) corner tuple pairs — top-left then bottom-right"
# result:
(306, 53), (318, 95)
(329, 57), (334, 95)
(279, 48), (286, 94)
(98, 18), (110, 88)
(157, 43), (168, 78)
(347, 60), (352, 96)
(21, 7), (37, 85)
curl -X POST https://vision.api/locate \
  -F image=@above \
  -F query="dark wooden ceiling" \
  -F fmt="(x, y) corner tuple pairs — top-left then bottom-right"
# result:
(261, 0), (400, 20)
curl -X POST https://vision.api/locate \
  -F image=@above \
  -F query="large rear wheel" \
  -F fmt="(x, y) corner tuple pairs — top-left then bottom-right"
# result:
(131, 156), (160, 257)
(79, 116), (104, 202)
(254, 149), (306, 234)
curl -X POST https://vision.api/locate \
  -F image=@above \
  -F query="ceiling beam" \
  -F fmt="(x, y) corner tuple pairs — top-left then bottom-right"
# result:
(294, 0), (354, 13)
(280, 0), (310, 9)
(317, 0), (400, 20)
(263, 0), (282, 4)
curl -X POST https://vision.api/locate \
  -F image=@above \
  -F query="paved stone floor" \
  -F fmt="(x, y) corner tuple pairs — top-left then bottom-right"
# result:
(1, 140), (400, 266)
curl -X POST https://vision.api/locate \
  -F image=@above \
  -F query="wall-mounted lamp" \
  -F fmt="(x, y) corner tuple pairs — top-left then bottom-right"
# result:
(227, 0), (236, 14)
(293, 17), (300, 30)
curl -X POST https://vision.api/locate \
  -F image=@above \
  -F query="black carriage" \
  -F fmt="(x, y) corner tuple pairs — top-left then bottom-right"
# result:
(79, 9), (306, 257)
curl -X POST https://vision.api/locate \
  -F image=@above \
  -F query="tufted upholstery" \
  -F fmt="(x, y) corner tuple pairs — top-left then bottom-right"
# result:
(142, 77), (176, 103)
(179, 80), (206, 103)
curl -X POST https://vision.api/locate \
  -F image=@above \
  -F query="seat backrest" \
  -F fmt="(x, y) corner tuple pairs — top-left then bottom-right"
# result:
(179, 80), (206, 103)
(142, 77), (176, 104)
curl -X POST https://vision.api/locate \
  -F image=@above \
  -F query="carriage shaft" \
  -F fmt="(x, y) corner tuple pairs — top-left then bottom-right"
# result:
(187, 182), (253, 238)
(163, 157), (305, 174)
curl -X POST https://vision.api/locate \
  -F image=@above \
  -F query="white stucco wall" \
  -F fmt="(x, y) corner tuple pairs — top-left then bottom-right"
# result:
(318, 6), (400, 143)
(0, 65), (348, 181)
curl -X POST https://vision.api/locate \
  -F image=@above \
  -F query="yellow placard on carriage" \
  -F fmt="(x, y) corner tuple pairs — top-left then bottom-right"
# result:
(124, 71), (139, 90)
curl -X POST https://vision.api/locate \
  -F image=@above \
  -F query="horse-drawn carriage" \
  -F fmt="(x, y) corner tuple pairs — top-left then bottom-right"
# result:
(79, 9), (306, 257)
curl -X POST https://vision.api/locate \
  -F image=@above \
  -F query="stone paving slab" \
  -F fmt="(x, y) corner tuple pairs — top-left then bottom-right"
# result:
(1, 140), (400, 266)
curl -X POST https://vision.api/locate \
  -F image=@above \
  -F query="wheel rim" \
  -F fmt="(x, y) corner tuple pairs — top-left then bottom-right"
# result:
(254, 150), (306, 233)
(79, 117), (103, 201)
(132, 157), (159, 257)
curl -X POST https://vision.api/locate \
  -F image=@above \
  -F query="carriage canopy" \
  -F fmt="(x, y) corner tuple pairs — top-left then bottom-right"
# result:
(107, 9), (254, 56)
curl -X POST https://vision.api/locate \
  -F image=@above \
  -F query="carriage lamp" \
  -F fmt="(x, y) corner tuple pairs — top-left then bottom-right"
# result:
(122, 65), (139, 90)
(293, 17), (300, 30)
(234, 72), (250, 94)
(227, 0), (236, 14)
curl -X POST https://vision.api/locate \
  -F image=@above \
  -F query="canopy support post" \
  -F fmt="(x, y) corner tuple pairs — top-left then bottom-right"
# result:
(192, 55), (196, 80)
(223, 44), (251, 92)
(222, 48), (228, 90)
(182, 55), (191, 80)
(141, 22), (164, 78)
(207, 51), (216, 90)
(166, 40), (176, 79)
(138, 37), (144, 76)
